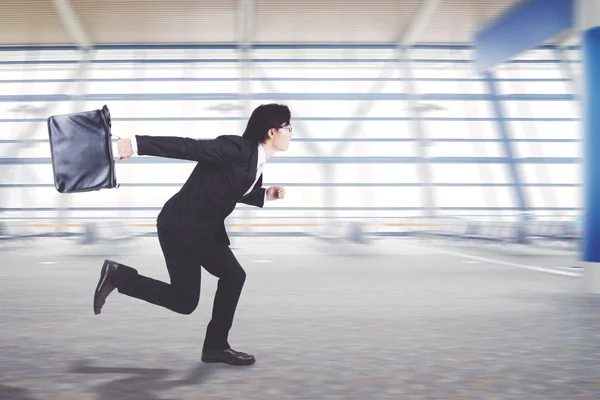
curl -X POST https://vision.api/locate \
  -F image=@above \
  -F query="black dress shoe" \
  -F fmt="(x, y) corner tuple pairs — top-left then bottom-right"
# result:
(201, 348), (255, 366)
(93, 259), (119, 315)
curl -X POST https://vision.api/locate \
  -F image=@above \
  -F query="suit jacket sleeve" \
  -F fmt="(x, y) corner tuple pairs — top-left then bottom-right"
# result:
(134, 135), (239, 164)
(238, 175), (266, 208)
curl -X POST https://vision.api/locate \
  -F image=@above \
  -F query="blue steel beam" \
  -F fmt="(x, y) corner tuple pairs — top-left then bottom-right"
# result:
(0, 59), (578, 66)
(0, 157), (580, 165)
(554, 46), (581, 98)
(0, 138), (583, 143)
(474, 0), (574, 73)
(0, 207), (580, 212)
(0, 44), (578, 51)
(0, 78), (574, 84)
(483, 71), (529, 213)
(0, 118), (580, 123)
(0, 214), (576, 220)
(0, 93), (577, 102)
(0, 183), (581, 188)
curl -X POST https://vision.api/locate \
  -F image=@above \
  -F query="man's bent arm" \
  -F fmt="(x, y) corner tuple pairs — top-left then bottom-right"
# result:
(238, 188), (267, 208)
(239, 176), (267, 208)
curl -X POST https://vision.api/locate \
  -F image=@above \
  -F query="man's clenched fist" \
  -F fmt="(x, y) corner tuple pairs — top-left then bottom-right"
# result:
(117, 138), (133, 161)
(266, 186), (285, 201)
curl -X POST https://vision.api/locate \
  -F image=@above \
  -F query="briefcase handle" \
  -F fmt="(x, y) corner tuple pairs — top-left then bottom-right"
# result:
(102, 104), (111, 128)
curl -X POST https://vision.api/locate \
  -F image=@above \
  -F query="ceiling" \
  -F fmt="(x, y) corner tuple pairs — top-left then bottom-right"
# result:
(0, 0), (522, 46)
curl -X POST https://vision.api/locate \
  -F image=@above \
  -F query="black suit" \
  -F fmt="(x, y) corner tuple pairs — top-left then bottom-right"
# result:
(113, 134), (265, 350)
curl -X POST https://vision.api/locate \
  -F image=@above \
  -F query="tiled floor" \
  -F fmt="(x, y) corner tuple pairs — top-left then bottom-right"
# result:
(0, 237), (598, 400)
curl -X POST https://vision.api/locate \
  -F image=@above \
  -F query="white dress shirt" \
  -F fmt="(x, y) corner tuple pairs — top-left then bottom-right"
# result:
(244, 143), (266, 198)
(130, 136), (268, 205)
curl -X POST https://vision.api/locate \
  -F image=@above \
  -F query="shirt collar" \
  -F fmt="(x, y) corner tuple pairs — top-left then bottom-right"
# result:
(258, 143), (266, 166)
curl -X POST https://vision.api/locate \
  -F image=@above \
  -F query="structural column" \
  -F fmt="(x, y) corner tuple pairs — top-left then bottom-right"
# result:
(397, 46), (436, 219)
(483, 71), (528, 217)
(235, 0), (255, 239)
(581, 0), (600, 293)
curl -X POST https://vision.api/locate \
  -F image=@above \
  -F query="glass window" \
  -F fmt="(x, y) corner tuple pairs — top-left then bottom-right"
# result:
(1, 46), (584, 221)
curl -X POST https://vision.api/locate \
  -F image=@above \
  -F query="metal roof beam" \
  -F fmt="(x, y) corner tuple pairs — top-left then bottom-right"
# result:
(396, 0), (442, 46)
(52, 0), (92, 50)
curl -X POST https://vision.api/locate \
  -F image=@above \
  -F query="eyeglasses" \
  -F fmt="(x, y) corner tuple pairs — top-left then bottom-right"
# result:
(278, 124), (293, 133)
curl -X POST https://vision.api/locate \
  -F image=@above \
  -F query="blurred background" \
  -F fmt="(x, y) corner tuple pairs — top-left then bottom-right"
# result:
(0, 0), (582, 245)
(3, 1), (600, 400)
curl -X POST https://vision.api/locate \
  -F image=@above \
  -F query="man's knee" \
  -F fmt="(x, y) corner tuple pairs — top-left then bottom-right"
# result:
(177, 295), (199, 315)
(231, 267), (246, 285)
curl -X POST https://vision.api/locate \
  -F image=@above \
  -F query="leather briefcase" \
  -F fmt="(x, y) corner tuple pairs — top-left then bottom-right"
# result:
(47, 105), (119, 193)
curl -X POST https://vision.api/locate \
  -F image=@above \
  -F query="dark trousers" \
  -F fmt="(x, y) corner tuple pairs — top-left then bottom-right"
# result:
(113, 228), (246, 350)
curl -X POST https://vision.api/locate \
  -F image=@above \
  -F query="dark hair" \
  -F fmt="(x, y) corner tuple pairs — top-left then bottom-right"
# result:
(242, 104), (291, 144)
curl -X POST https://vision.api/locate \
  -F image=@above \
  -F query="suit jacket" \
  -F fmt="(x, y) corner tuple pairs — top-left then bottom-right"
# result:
(135, 134), (265, 249)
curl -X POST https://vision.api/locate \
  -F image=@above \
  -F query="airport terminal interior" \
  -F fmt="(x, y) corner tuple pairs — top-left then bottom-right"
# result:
(1, 0), (599, 399)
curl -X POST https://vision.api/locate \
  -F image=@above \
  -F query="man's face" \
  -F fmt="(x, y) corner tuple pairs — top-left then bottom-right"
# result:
(272, 123), (293, 151)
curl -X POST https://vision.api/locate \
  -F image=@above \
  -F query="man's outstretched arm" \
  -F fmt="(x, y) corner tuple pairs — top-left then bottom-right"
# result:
(117, 135), (239, 164)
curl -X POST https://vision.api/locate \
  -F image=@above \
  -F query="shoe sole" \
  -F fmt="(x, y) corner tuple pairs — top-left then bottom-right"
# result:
(201, 356), (255, 366)
(93, 259), (110, 315)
